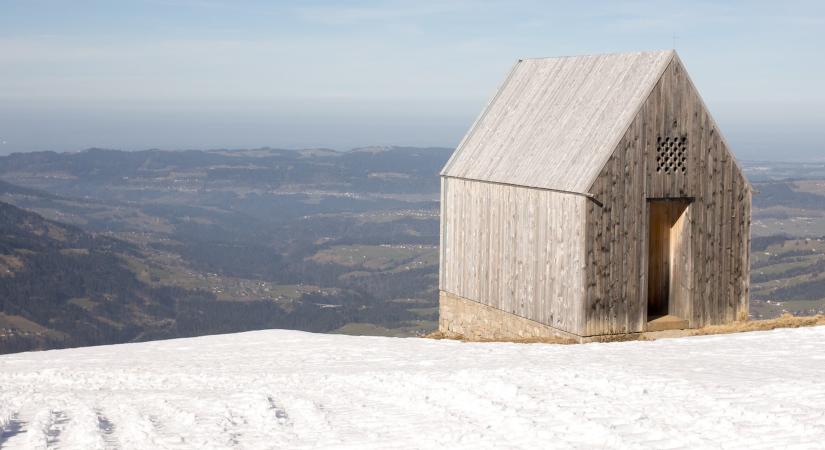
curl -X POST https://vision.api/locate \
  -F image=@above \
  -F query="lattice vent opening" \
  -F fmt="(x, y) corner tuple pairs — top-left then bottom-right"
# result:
(656, 136), (687, 174)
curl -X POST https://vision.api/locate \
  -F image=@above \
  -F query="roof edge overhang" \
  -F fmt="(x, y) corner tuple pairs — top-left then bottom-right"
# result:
(441, 174), (603, 207)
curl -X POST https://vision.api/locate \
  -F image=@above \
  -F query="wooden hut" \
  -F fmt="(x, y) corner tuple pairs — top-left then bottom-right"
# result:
(438, 50), (751, 342)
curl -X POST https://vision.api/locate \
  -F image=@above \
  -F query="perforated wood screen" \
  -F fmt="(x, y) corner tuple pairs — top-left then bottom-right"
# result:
(656, 136), (687, 174)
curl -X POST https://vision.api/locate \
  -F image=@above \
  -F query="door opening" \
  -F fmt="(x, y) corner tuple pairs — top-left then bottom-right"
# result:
(647, 199), (691, 325)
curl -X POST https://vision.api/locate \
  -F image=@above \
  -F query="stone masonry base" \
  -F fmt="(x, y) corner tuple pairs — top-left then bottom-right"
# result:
(438, 291), (583, 342)
(437, 291), (707, 344)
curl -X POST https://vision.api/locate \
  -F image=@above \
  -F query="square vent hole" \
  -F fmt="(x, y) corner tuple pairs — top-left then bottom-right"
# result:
(656, 136), (687, 174)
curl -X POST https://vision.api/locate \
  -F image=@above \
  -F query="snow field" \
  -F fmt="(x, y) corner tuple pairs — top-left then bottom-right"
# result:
(1, 326), (825, 449)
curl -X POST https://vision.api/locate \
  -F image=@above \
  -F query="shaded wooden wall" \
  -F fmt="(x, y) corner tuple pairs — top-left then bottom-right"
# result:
(585, 56), (751, 336)
(440, 177), (587, 335)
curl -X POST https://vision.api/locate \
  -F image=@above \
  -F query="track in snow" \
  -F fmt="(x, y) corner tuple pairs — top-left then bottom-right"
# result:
(1, 327), (825, 449)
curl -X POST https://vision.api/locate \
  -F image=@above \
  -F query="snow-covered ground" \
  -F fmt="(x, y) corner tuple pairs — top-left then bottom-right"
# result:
(1, 327), (825, 449)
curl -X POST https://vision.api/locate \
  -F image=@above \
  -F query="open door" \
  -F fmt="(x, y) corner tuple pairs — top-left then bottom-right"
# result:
(647, 199), (692, 330)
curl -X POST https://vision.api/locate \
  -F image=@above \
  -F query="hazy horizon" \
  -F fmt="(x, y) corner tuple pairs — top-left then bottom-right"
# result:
(2, 0), (823, 161)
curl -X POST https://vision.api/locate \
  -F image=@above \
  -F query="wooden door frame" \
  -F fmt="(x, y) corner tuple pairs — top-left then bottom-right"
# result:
(642, 197), (695, 328)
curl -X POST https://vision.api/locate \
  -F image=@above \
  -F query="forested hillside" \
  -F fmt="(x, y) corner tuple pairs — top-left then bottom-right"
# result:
(0, 199), (434, 353)
(0, 201), (178, 352)
(0, 147), (448, 353)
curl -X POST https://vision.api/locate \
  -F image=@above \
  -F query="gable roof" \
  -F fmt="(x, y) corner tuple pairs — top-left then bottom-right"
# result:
(441, 50), (675, 194)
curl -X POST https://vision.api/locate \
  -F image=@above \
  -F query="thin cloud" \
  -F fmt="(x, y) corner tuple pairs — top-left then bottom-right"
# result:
(293, 0), (471, 26)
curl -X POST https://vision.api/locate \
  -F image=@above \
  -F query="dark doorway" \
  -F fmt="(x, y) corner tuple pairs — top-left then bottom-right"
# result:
(647, 199), (691, 321)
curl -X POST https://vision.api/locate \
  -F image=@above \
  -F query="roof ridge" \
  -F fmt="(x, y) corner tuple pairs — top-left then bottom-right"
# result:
(519, 49), (674, 62)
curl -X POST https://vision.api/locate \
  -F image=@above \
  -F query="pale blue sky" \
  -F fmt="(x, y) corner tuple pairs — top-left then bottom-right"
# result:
(1, 0), (823, 159)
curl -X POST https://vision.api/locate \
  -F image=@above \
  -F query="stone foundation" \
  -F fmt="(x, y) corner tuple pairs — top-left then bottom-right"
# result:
(438, 291), (708, 343)
(438, 291), (581, 342)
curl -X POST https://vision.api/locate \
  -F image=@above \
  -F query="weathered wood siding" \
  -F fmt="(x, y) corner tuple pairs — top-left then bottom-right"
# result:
(585, 56), (751, 335)
(440, 177), (586, 335)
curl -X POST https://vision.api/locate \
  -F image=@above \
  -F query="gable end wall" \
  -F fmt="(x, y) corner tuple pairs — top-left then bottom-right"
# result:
(584, 57), (751, 336)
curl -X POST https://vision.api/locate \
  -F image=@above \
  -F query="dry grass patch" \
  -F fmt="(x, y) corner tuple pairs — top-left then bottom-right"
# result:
(425, 313), (825, 345)
(690, 313), (825, 337)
